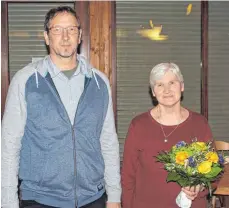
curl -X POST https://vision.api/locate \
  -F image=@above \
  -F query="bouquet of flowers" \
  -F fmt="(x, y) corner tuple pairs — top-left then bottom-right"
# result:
(156, 140), (225, 208)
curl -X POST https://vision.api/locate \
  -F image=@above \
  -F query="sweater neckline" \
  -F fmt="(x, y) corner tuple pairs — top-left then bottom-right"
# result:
(147, 108), (192, 128)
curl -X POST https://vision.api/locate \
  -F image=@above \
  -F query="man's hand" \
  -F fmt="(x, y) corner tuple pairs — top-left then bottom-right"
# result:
(106, 202), (121, 208)
(182, 184), (205, 200)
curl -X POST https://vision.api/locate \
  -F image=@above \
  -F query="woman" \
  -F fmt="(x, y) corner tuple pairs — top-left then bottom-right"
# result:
(121, 63), (213, 208)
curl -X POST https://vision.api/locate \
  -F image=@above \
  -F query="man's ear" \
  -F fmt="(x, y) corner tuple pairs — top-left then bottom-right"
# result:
(78, 29), (82, 44)
(44, 31), (50, 46)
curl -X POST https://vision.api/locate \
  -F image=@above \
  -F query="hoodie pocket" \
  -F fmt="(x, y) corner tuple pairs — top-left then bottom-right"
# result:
(37, 150), (75, 197)
(19, 141), (46, 183)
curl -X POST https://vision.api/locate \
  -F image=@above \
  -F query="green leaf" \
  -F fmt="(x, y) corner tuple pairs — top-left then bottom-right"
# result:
(167, 172), (181, 182)
(205, 167), (222, 178)
(155, 152), (171, 163)
(177, 178), (189, 187)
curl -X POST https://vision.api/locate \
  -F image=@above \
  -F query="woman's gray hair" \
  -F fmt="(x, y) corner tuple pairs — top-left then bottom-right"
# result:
(149, 62), (184, 88)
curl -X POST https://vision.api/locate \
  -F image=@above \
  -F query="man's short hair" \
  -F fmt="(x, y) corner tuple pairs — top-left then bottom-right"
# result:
(44, 6), (81, 33)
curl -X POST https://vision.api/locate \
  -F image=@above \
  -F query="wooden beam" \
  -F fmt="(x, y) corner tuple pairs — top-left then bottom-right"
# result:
(1, 1), (9, 118)
(89, 1), (101, 72)
(89, 1), (112, 80)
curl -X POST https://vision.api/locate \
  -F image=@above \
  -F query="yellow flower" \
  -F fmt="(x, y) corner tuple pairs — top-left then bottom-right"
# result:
(198, 161), (212, 174)
(206, 152), (219, 163)
(192, 142), (207, 151)
(175, 151), (189, 165)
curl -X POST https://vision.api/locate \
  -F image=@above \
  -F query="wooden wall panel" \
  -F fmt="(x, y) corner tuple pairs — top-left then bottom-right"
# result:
(89, 1), (113, 84)
(89, 1), (101, 72)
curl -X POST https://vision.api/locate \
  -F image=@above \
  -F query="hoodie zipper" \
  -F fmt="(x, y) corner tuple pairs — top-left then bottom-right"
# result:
(45, 72), (92, 208)
(71, 77), (91, 207)
(44, 74), (79, 207)
(71, 126), (77, 208)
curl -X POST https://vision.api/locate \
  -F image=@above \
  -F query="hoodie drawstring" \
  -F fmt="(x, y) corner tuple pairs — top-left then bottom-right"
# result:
(34, 68), (39, 88)
(92, 69), (100, 89)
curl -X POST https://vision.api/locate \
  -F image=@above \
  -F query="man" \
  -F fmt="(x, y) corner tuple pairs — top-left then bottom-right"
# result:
(2, 6), (121, 208)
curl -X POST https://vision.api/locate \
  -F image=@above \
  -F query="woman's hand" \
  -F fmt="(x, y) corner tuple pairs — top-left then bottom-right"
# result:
(182, 184), (205, 200)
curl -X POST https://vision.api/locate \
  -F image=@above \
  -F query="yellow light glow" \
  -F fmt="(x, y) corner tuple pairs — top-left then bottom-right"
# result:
(137, 20), (168, 41)
(186, 4), (192, 15)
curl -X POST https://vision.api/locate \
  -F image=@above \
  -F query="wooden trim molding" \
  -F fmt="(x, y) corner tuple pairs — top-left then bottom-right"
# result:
(201, 1), (209, 119)
(1, 1), (9, 118)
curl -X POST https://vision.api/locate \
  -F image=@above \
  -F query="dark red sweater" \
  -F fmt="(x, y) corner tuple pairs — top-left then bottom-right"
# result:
(121, 110), (213, 208)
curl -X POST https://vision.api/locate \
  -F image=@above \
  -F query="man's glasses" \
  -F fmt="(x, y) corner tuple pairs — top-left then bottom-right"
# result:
(48, 26), (80, 35)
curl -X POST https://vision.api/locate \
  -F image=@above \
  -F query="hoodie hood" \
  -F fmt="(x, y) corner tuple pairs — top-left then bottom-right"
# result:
(77, 54), (93, 78)
(31, 55), (100, 89)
